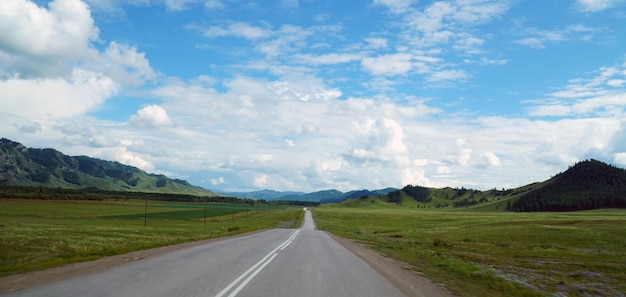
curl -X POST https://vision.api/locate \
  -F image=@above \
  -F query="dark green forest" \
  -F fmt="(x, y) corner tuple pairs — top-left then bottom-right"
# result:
(0, 185), (247, 203)
(509, 159), (626, 211)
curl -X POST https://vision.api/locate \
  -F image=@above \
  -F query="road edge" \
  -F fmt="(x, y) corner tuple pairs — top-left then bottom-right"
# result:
(326, 232), (455, 297)
(0, 230), (268, 294)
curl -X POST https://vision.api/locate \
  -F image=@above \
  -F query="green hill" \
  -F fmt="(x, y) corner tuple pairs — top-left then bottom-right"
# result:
(337, 159), (626, 212)
(0, 138), (218, 196)
(509, 159), (626, 211)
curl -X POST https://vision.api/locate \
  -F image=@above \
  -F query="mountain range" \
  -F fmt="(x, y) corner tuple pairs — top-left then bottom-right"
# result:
(220, 188), (398, 203)
(2, 138), (626, 211)
(0, 138), (218, 196)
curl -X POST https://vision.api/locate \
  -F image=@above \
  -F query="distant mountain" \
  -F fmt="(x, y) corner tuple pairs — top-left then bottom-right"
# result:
(223, 189), (304, 200)
(320, 188), (398, 203)
(0, 138), (219, 196)
(220, 187), (398, 203)
(297, 189), (344, 202)
(509, 159), (626, 211)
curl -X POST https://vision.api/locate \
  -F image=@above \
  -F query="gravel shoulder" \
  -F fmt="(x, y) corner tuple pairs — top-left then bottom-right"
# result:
(328, 232), (454, 297)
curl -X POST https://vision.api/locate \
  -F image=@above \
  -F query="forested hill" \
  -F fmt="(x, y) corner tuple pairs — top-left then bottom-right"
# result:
(509, 159), (626, 211)
(0, 138), (218, 196)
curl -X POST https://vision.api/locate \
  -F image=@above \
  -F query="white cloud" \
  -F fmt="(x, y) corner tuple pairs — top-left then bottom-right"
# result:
(480, 151), (501, 167)
(164, 0), (199, 11)
(204, 0), (224, 10)
(527, 63), (626, 117)
(0, 69), (117, 118)
(253, 174), (269, 188)
(294, 53), (362, 65)
(0, 0), (156, 123)
(372, 0), (415, 14)
(575, 0), (625, 11)
(280, 0), (298, 9)
(102, 42), (156, 87)
(119, 151), (156, 171)
(201, 22), (271, 40)
(268, 80), (342, 101)
(614, 152), (626, 165)
(345, 118), (409, 167)
(129, 105), (174, 128)
(364, 37), (388, 49)
(0, 0), (99, 77)
(401, 168), (430, 186)
(437, 166), (450, 174)
(514, 25), (600, 49)
(452, 0), (512, 24)
(361, 53), (413, 76)
(365, 0), (514, 84)
(428, 69), (468, 82)
(607, 79), (626, 87)
(210, 177), (226, 185)
(413, 159), (429, 166)
(5, 0), (626, 193)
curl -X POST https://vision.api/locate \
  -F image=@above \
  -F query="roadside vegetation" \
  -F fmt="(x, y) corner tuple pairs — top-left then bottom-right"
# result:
(314, 199), (626, 297)
(0, 198), (303, 277)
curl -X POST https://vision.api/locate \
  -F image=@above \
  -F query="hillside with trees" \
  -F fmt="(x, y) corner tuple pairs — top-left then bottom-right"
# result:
(365, 159), (626, 212)
(0, 138), (218, 196)
(508, 159), (626, 211)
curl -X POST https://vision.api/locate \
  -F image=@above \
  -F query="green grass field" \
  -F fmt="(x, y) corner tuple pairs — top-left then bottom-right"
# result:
(314, 202), (626, 297)
(0, 199), (303, 277)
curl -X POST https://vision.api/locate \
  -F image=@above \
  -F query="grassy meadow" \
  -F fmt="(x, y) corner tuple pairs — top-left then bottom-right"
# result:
(0, 199), (303, 277)
(314, 199), (626, 297)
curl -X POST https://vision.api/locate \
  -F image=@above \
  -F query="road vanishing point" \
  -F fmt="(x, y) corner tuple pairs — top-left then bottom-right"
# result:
(2, 209), (451, 297)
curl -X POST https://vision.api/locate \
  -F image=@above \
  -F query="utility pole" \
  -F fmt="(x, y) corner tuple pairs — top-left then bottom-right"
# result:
(144, 197), (148, 228)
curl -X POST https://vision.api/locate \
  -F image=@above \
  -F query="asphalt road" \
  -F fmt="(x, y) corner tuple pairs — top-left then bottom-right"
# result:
(3, 209), (410, 297)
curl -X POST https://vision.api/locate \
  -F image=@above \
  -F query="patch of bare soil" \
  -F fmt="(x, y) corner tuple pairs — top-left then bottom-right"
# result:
(327, 232), (454, 297)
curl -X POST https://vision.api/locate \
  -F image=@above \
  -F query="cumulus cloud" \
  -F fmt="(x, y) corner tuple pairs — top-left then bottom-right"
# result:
(0, 0), (99, 77)
(129, 105), (175, 128)
(0, 69), (117, 117)
(253, 174), (269, 188)
(102, 42), (156, 87)
(210, 177), (226, 185)
(345, 118), (409, 166)
(0, 0), (156, 123)
(479, 152), (501, 167)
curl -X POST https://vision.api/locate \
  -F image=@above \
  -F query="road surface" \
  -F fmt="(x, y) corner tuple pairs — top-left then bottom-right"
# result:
(2, 209), (449, 297)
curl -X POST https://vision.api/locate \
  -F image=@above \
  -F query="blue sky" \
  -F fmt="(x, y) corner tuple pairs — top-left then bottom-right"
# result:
(2, 0), (626, 192)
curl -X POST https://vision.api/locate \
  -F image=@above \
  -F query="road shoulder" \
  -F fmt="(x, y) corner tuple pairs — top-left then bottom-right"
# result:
(327, 232), (454, 297)
(0, 230), (266, 294)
